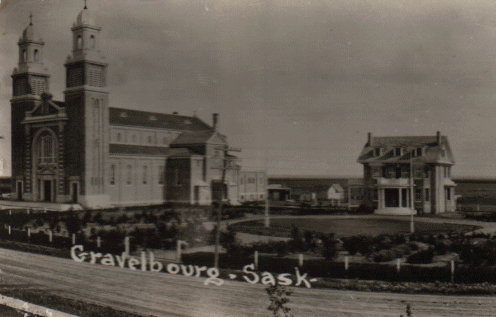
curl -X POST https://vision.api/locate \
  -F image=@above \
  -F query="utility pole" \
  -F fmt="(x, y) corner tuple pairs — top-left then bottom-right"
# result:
(410, 149), (415, 234)
(213, 146), (241, 269)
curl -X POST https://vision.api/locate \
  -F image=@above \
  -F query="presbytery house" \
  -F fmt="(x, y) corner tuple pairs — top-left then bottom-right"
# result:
(10, 6), (263, 209)
(357, 132), (456, 215)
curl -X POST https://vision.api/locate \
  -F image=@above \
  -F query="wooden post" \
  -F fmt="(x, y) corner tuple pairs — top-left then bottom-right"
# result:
(299, 253), (304, 267)
(72, 233), (76, 245)
(124, 236), (130, 258)
(450, 260), (455, 283)
(345, 256), (349, 271)
(48, 230), (52, 243)
(27, 209), (30, 215)
(396, 258), (401, 273)
(254, 251), (259, 270)
(97, 236), (101, 248)
(8, 225), (11, 235)
(27, 227), (30, 238)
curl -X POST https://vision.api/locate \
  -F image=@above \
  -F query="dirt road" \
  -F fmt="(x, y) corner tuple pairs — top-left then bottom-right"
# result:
(0, 248), (495, 317)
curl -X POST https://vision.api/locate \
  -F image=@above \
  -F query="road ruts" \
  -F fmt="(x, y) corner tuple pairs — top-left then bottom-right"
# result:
(0, 248), (495, 317)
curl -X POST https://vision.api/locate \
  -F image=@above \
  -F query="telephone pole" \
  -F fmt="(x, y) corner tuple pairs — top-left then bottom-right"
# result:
(213, 146), (241, 269)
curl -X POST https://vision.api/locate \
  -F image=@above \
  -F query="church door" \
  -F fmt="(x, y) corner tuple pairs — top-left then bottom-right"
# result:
(43, 180), (52, 202)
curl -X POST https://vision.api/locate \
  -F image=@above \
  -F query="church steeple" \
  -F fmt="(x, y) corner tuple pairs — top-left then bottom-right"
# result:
(12, 14), (50, 97)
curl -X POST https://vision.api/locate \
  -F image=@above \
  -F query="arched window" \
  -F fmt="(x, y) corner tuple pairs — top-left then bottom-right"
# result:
(90, 35), (95, 48)
(22, 49), (27, 62)
(34, 49), (39, 61)
(77, 35), (83, 49)
(37, 133), (55, 164)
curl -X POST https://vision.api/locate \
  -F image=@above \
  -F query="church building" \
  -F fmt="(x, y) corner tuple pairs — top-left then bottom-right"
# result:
(10, 6), (249, 209)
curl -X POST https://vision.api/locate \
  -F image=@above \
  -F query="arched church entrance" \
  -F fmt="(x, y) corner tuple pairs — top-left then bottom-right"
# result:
(33, 129), (58, 202)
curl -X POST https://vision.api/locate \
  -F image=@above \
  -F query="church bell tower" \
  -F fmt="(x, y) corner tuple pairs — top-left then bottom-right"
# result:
(63, 3), (110, 208)
(11, 14), (50, 201)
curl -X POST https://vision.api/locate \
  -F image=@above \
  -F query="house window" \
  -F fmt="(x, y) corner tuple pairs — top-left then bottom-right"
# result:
(424, 166), (430, 179)
(110, 165), (115, 185)
(395, 148), (402, 156)
(34, 49), (39, 62)
(373, 189), (378, 201)
(374, 148), (381, 156)
(401, 166), (409, 178)
(425, 188), (430, 202)
(415, 188), (422, 201)
(126, 165), (132, 185)
(142, 165), (148, 184)
(158, 166), (164, 184)
(175, 168), (182, 186)
(446, 188), (451, 201)
(116, 133), (121, 142)
(416, 147), (422, 157)
(38, 133), (55, 164)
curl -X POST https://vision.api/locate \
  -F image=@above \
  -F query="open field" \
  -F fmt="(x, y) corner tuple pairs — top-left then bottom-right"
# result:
(2, 248), (496, 316)
(230, 216), (480, 238)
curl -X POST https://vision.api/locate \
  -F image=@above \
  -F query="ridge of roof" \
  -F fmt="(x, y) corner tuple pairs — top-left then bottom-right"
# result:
(109, 107), (213, 131)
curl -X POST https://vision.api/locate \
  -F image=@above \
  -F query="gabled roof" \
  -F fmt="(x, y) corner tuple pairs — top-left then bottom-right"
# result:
(109, 144), (201, 157)
(329, 184), (344, 192)
(357, 133), (455, 165)
(109, 107), (212, 131)
(171, 130), (216, 145)
(171, 130), (227, 146)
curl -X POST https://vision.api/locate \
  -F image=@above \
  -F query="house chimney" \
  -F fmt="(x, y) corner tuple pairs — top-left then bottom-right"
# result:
(436, 131), (441, 144)
(212, 113), (219, 130)
(367, 132), (372, 146)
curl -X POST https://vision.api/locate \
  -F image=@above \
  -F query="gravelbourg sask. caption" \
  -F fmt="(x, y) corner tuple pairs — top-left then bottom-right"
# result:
(71, 245), (317, 288)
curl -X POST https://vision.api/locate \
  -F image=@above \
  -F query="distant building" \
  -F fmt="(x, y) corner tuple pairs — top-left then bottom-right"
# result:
(267, 184), (291, 202)
(238, 171), (267, 203)
(357, 132), (456, 215)
(324, 184), (345, 206)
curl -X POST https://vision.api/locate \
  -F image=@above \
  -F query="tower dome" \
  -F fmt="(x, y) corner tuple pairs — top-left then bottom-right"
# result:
(20, 15), (43, 43)
(76, 7), (95, 26)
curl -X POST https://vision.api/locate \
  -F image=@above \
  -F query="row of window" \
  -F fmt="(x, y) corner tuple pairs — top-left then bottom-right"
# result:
(374, 147), (424, 157)
(240, 194), (265, 201)
(114, 132), (173, 146)
(21, 48), (40, 63)
(109, 164), (165, 186)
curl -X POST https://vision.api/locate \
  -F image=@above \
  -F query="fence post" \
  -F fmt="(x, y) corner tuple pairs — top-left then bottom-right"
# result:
(27, 227), (30, 238)
(72, 233), (76, 245)
(450, 260), (455, 283)
(27, 209), (30, 215)
(176, 240), (188, 262)
(396, 258), (401, 273)
(254, 251), (259, 270)
(44, 207), (47, 214)
(124, 236), (130, 258)
(48, 230), (52, 243)
(299, 253), (304, 267)
(8, 225), (11, 235)
(345, 256), (349, 271)
(97, 236), (101, 248)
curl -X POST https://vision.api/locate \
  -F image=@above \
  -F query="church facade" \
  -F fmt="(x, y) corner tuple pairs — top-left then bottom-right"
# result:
(10, 7), (252, 209)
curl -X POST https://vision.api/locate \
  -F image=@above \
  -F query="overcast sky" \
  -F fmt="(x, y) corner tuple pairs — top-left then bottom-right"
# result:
(1, 0), (496, 178)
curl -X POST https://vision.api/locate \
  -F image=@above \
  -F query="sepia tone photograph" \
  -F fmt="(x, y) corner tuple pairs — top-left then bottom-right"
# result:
(1, 0), (496, 316)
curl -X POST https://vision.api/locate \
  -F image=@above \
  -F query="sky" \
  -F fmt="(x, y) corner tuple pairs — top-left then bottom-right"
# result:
(1, 0), (496, 178)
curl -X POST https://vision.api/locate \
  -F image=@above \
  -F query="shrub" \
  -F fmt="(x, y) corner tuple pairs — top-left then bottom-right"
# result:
(289, 225), (305, 252)
(407, 248), (434, 264)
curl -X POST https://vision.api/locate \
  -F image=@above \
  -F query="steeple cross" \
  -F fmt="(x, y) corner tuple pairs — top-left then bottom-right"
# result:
(29, 12), (33, 25)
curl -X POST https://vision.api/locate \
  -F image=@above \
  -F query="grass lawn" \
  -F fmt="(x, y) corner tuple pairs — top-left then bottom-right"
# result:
(230, 217), (480, 238)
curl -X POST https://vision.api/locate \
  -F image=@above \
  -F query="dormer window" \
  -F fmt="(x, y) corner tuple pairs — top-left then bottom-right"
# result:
(120, 111), (128, 118)
(374, 148), (381, 156)
(395, 148), (403, 156)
